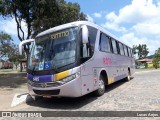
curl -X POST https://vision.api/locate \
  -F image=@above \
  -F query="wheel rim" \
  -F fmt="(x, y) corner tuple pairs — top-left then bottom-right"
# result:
(99, 79), (105, 93)
(128, 71), (131, 80)
(128, 75), (130, 80)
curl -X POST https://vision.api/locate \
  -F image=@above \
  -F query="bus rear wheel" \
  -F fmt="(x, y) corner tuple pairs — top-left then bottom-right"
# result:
(126, 70), (131, 81)
(94, 75), (105, 96)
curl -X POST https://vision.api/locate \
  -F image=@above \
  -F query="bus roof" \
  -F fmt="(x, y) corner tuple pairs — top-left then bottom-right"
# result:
(36, 21), (132, 48)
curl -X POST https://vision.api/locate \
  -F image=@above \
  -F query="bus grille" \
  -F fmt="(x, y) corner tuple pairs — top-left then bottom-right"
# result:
(33, 89), (60, 95)
(28, 81), (62, 88)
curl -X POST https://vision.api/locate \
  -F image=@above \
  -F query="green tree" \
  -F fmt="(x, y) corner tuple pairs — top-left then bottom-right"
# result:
(141, 44), (149, 58)
(153, 48), (160, 69)
(8, 45), (25, 69)
(0, 0), (87, 54)
(0, 32), (14, 60)
(132, 45), (137, 55)
(133, 44), (149, 59)
(0, 0), (36, 54)
(31, 0), (87, 37)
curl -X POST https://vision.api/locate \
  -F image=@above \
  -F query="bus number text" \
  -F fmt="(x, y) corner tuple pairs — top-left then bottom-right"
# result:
(103, 58), (112, 65)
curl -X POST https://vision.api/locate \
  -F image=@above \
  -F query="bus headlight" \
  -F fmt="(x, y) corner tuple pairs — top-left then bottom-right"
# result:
(60, 72), (80, 83)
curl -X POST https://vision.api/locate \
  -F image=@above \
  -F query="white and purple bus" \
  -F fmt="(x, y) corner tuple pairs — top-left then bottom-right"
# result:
(19, 21), (135, 98)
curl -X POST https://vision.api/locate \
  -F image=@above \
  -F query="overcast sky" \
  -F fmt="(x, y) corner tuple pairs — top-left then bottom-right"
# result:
(0, 0), (160, 55)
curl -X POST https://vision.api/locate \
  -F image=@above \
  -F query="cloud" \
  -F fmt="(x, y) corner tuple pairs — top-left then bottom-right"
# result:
(119, 0), (159, 23)
(0, 18), (27, 37)
(101, 12), (127, 32)
(93, 12), (102, 18)
(120, 32), (159, 55)
(101, 20), (126, 32)
(105, 12), (117, 22)
(87, 14), (94, 22)
(103, 0), (160, 30)
(101, 0), (160, 55)
(132, 22), (160, 39)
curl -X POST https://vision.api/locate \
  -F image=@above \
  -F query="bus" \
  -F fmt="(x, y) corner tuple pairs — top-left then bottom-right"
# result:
(19, 21), (135, 98)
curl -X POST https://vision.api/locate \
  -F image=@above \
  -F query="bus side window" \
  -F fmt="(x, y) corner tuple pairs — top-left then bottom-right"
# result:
(116, 41), (120, 54)
(99, 33), (111, 52)
(111, 38), (118, 54)
(126, 46), (129, 57)
(87, 26), (98, 57)
(109, 37), (113, 53)
(124, 45), (128, 56)
(119, 43), (125, 55)
(128, 48), (131, 57)
(130, 49), (133, 57)
(128, 48), (133, 57)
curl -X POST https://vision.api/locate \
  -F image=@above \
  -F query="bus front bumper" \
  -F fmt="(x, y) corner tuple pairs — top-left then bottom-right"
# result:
(27, 77), (82, 97)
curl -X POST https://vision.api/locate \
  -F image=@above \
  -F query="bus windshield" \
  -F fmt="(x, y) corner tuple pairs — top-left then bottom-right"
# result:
(28, 27), (78, 71)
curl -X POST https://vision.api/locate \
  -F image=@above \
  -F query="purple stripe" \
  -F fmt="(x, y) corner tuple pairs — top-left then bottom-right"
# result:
(27, 74), (53, 82)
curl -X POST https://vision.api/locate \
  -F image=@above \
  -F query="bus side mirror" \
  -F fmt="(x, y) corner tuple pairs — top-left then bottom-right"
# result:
(82, 25), (89, 44)
(19, 39), (35, 55)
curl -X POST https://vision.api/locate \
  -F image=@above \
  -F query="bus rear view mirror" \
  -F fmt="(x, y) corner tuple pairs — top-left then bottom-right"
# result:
(82, 25), (89, 44)
(19, 39), (35, 55)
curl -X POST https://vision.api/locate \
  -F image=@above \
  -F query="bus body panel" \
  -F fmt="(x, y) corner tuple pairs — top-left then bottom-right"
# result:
(81, 74), (94, 95)
(80, 57), (94, 95)
(92, 51), (134, 85)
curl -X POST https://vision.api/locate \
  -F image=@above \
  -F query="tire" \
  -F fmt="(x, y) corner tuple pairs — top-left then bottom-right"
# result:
(94, 75), (105, 96)
(33, 95), (43, 101)
(125, 70), (131, 81)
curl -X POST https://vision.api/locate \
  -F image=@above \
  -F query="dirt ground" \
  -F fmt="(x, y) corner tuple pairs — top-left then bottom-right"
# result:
(0, 73), (28, 110)
(0, 73), (27, 88)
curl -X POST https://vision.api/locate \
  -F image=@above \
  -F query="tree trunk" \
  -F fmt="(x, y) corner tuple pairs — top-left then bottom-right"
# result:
(20, 62), (23, 72)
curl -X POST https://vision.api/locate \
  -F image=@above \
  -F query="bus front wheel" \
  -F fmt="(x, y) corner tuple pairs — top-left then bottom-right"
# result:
(94, 75), (105, 96)
(32, 95), (43, 101)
